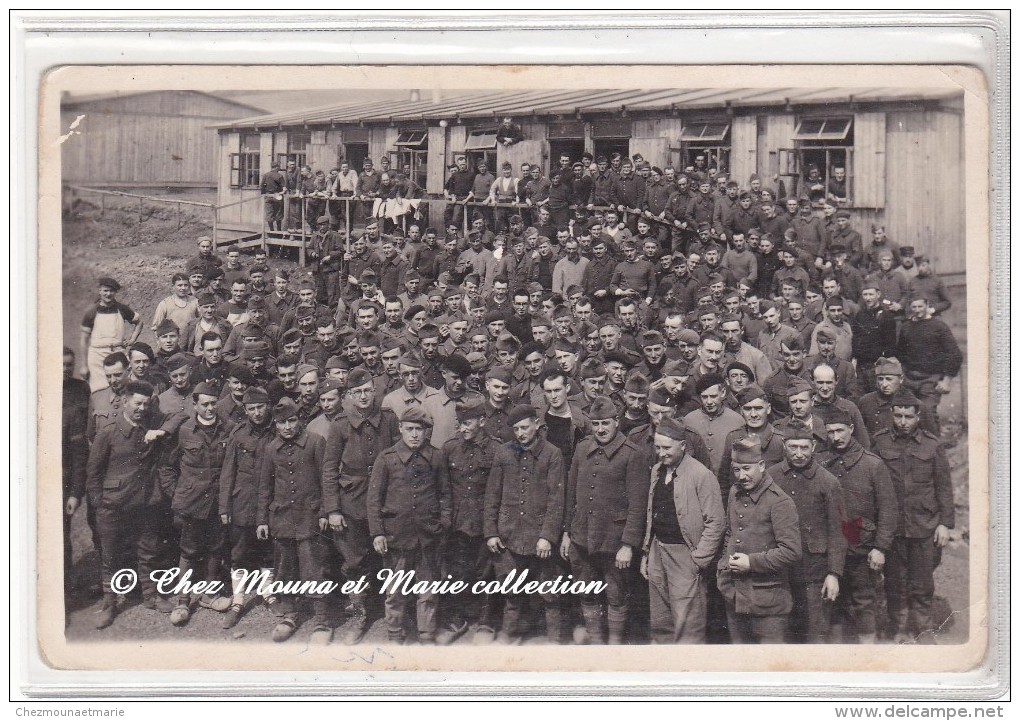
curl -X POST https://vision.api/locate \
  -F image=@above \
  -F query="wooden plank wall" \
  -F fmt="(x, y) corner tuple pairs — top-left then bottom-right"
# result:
(729, 115), (758, 186)
(757, 113), (796, 184)
(853, 112), (887, 209)
(426, 126), (448, 195)
(884, 109), (964, 275)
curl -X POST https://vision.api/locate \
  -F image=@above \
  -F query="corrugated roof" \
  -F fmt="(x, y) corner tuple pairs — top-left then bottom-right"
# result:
(215, 87), (961, 130)
(62, 89), (266, 115)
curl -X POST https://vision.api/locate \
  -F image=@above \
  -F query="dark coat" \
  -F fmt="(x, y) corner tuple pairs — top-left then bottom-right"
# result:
(257, 430), (326, 540)
(871, 428), (954, 538)
(367, 441), (451, 550)
(443, 431), (503, 538)
(484, 439), (566, 554)
(218, 420), (274, 525)
(321, 408), (400, 520)
(169, 416), (235, 519)
(818, 440), (897, 555)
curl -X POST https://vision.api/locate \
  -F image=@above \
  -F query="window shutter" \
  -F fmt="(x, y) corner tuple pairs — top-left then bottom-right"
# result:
(853, 112), (886, 209)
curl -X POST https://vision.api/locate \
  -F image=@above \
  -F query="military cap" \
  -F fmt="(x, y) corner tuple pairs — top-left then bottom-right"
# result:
(677, 328), (701, 345)
(698, 305), (720, 318)
(465, 352), (489, 373)
(444, 285), (464, 299)
(455, 396), (488, 421)
(403, 303), (427, 321)
(249, 262), (270, 275)
(360, 269), (378, 283)
(246, 294), (266, 311)
(316, 215), (331, 225)
(588, 396), (620, 421)
(379, 337), (404, 354)
(603, 350), (633, 368)
(731, 437), (763, 464)
(486, 366), (513, 385)
(227, 362), (255, 385)
(280, 328), (303, 345)
(597, 314), (621, 329)
(530, 314), (553, 329)
(273, 268), (290, 280)
(295, 276), (316, 292)
(624, 374), (650, 395)
(426, 287), (446, 300)
(484, 309), (507, 324)
(697, 222), (712, 232)
(899, 245), (915, 257)
(317, 378), (343, 397)
(295, 304), (315, 320)
(403, 268), (421, 282)
(835, 209), (852, 219)
(828, 244), (848, 256)
(662, 360), (690, 379)
(781, 426), (815, 442)
(738, 384), (767, 406)
(165, 353), (192, 373)
(509, 214), (524, 224)
(273, 397), (300, 422)
(296, 364), (319, 382)
(400, 405), (433, 427)
(154, 319), (179, 337)
(192, 381), (220, 400)
(640, 330), (665, 348)
(620, 240), (636, 250)
(890, 388), (921, 408)
(787, 377), (813, 398)
(495, 334), (520, 352)
(508, 404), (538, 425)
(241, 340), (272, 358)
(419, 323), (441, 340)
(442, 354), (472, 378)
(197, 292), (217, 306)
(185, 260), (207, 275)
(914, 254), (929, 264)
(645, 386), (672, 407)
(695, 373), (725, 396)
(242, 387), (270, 405)
(726, 361), (756, 382)
(654, 416), (688, 442)
(346, 367), (374, 390)
(398, 353), (424, 370)
(816, 328), (836, 343)
(206, 267), (225, 280)
(325, 355), (353, 370)
(822, 406), (854, 427)
(580, 359), (607, 380)
(553, 338), (580, 355)
(874, 357), (903, 376)
(97, 276), (122, 291)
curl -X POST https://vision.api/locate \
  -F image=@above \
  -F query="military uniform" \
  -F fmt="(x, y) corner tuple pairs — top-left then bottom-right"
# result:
(219, 419), (275, 588)
(718, 425), (786, 504)
(682, 406), (745, 475)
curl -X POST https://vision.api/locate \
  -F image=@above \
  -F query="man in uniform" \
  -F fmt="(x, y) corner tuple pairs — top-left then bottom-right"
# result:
(562, 397), (650, 644)
(871, 390), (955, 644)
(640, 416), (725, 643)
(717, 385), (787, 503)
(769, 428), (847, 643)
(682, 373), (744, 476)
(716, 438), (802, 644)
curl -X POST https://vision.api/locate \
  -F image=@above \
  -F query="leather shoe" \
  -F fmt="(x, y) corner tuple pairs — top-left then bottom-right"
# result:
(222, 603), (244, 629)
(170, 603), (191, 627)
(471, 625), (496, 645)
(272, 617), (298, 643)
(341, 614), (371, 645)
(94, 600), (116, 630)
(435, 620), (469, 646)
(199, 594), (231, 612)
(142, 595), (175, 614)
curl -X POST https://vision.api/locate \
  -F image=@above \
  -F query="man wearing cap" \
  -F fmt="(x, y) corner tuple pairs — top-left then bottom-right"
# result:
(215, 277), (248, 327)
(255, 398), (332, 643)
(216, 362), (254, 424)
(861, 225), (900, 274)
(716, 437), (802, 644)
(181, 293), (231, 357)
(857, 357), (933, 437)
(310, 216), (345, 306)
(422, 354), (483, 450)
(261, 269), (295, 327)
(162, 382), (235, 627)
(218, 385), (278, 627)
(768, 427), (847, 643)
(381, 353), (440, 416)
(368, 406), (451, 644)
(157, 353), (196, 420)
(823, 211), (863, 267)
(850, 284), (899, 392)
(610, 240), (657, 309)
(818, 407), (897, 643)
(436, 397), (503, 644)
(306, 378), (344, 441)
(561, 396), (649, 644)
(811, 364), (869, 448)
(864, 252), (908, 310)
(87, 380), (174, 628)
(187, 331), (229, 397)
(682, 373), (744, 476)
(480, 366), (516, 444)
(718, 385), (787, 503)
(762, 337), (812, 419)
(808, 298), (854, 361)
(80, 277), (142, 391)
(639, 415), (725, 643)
(895, 296), (963, 435)
(259, 161), (286, 232)
(871, 389), (954, 644)
(152, 319), (182, 370)
(485, 404), (568, 644)
(790, 198), (826, 261)
(375, 237), (408, 299)
(223, 295), (280, 363)
(718, 314), (772, 386)
(631, 330), (668, 382)
(756, 301), (802, 370)
(774, 378), (831, 451)
(907, 255), (952, 316)
(580, 237), (618, 316)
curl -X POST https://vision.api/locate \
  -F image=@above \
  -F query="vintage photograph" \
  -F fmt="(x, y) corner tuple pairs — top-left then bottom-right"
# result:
(42, 65), (987, 672)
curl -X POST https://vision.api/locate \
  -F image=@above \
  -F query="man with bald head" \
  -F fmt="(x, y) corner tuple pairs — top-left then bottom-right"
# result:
(811, 364), (870, 448)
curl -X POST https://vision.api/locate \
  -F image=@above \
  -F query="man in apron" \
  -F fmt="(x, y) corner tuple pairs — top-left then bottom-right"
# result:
(79, 277), (142, 392)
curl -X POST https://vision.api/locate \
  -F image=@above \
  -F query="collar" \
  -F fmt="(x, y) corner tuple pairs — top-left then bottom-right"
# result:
(272, 431), (309, 450)
(395, 441), (431, 464)
(588, 431), (626, 458)
(736, 473), (775, 503)
(780, 458), (818, 479)
(827, 440), (864, 467)
(115, 412), (141, 437)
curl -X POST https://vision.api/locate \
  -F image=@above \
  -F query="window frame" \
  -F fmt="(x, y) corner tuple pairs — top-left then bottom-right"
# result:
(786, 115), (856, 206)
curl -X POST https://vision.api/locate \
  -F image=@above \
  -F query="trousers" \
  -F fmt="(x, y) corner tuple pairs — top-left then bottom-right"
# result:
(646, 539), (708, 644)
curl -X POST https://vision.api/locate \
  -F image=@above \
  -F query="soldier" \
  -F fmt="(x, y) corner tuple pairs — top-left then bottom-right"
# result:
(871, 389), (955, 644)
(322, 367), (400, 644)
(682, 373), (744, 476)
(769, 428), (847, 643)
(218, 386), (278, 628)
(86, 381), (172, 628)
(640, 416), (725, 643)
(716, 438), (802, 644)
(164, 382), (235, 627)
(369, 406), (452, 644)
(562, 397), (650, 644)
(485, 404), (568, 644)
(718, 385), (787, 504)
(86, 351), (130, 442)
(811, 364), (870, 448)
(819, 407), (897, 643)
(256, 398), (332, 644)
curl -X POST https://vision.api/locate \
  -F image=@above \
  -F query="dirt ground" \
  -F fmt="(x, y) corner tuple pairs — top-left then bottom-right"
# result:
(59, 190), (974, 648)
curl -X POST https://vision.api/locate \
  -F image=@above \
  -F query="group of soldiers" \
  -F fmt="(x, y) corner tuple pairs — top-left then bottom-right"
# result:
(64, 155), (964, 647)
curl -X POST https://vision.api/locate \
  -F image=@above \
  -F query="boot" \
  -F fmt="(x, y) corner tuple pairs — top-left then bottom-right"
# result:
(544, 607), (565, 645)
(223, 569), (246, 629)
(607, 606), (628, 645)
(887, 607), (910, 644)
(580, 603), (606, 645)
(340, 593), (371, 645)
(272, 613), (299, 642)
(142, 593), (175, 613)
(858, 632), (879, 644)
(309, 598), (334, 645)
(94, 593), (117, 630)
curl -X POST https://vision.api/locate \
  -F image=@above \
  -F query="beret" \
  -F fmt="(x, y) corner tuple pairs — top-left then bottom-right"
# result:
(647, 386), (673, 407)
(890, 388), (921, 408)
(640, 330), (665, 348)
(654, 416), (687, 442)
(346, 367), (374, 390)
(624, 374), (650, 395)
(296, 364), (318, 381)
(495, 334), (520, 352)
(281, 328), (303, 345)
(603, 350), (633, 368)
(381, 336), (405, 353)
(128, 342), (155, 361)
(318, 378), (344, 397)
(325, 355), (353, 370)
(787, 377), (813, 398)
(486, 366), (513, 385)
(404, 303), (427, 321)
(242, 387), (270, 405)
(485, 310), (507, 324)
(508, 404), (538, 426)
(317, 215), (330, 224)
(874, 357), (904, 376)
(737, 384), (767, 406)
(273, 397), (300, 422)
(197, 292), (217, 306)
(465, 352), (489, 372)
(553, 338), (580, 354)
(98, 276), (121, 291)
(442, 354), (472, 378)
(731, 437), (763, 464)
(677, 329), (701, 345)
(398, 353), (424, 370)
(822, 406), (854, 427)
(247, 294), (266, 310)
(192, 381), (219, 400)
(295, 304), (315, 319)
(154, 319), (179, 336)
(455, 397), (488, 421)
(165, 353), (192, 373)
(580, 359), (606, 380)
(588, 396), (620, 421)
(694, 373), (725, 395)
(123, 380), (155, 397)
(296, 276), (316, 291)
(781, 426), (815, 442)
(726, 362), (755, 382)
(227, 362), (255, 385)
(418, 323), (441, 340)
